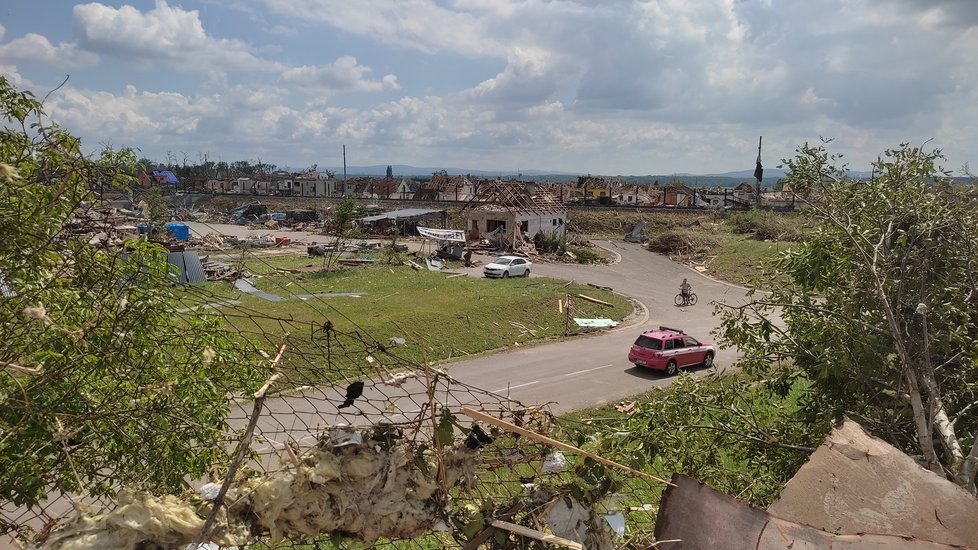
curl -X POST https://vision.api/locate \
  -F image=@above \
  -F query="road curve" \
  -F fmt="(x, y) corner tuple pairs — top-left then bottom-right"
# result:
(434, 241), (752, 413)
(245, 241), (755, 457)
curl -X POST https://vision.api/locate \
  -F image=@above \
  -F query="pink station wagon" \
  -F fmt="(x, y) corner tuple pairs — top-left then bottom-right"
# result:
(628, 326), (716, 375)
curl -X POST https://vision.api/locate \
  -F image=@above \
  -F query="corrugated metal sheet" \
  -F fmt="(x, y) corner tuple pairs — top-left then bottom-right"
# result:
(0, 272), (14, 298)
(167, 250), (206, 284)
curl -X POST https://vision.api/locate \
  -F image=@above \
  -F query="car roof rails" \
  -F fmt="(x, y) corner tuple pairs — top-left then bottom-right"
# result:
(658, 326), (685, 334)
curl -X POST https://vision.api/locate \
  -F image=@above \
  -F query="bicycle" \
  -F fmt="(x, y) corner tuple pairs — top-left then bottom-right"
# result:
(674, 292), (697, 306)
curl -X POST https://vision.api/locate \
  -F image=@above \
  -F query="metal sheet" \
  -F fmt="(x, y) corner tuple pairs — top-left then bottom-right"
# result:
(360, 208), (443, 223)
(166, 250), (206, 284)
(654, 474), (968, 550)
(0, 272), (14, 298)
(233, 278), (285, 302)
(769, 419), (978, 548)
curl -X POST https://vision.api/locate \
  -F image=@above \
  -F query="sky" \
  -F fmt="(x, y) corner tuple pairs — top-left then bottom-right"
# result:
(1, 0), (976, 176)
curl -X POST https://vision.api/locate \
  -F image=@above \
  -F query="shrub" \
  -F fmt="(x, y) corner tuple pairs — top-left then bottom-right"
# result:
(727, 210), (803, 242)
(567, 246), (602, 264)
(534, 228), (566, 253)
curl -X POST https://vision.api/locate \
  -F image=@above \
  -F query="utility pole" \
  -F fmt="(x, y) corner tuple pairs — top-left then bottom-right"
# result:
(342, 144), (347, 197)
(754, 136), (763, 209)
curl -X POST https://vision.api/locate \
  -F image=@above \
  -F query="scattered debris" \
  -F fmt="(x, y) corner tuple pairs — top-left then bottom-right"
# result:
(541, 451), (567, 474)
(233, 279), (286, 302)
(623, 220), (647, 243)
(41, 443), (479, 548)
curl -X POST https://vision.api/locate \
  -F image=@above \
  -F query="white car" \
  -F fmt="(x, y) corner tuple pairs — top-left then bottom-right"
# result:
(484, 256), (532, 278)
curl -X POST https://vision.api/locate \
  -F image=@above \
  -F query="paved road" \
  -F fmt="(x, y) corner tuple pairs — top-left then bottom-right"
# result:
(239, 241), (754, 456)
(431, 241), (750, 412)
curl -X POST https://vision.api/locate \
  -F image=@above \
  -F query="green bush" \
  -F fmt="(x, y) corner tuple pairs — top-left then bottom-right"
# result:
(567, 246), (602, 264)
(534, 228), (566, 253)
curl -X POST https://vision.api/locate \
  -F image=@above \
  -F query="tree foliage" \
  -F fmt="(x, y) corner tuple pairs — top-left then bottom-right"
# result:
(719, 140), (978, 492)
(0, 76), (263, 534)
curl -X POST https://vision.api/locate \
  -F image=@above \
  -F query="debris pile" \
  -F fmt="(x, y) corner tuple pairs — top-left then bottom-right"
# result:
(40, 440), (478, 549)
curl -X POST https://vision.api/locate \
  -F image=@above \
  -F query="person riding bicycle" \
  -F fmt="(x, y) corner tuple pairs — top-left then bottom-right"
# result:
(679, 278), (692, 304)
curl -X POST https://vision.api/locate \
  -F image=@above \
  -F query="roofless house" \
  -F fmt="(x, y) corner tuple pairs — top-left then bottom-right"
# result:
(460, 179), (566, 250)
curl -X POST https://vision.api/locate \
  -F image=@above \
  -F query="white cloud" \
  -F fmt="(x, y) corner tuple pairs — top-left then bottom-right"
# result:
(6, 0), (977, 174)
(262, 0), (500, 56)
(72, 1), (280, 73)
(0, 33), (98, 68)
(280, 56), (400, 94)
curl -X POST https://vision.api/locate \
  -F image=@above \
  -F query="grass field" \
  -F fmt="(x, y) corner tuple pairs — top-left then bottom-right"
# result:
(176, 255), (633, 384)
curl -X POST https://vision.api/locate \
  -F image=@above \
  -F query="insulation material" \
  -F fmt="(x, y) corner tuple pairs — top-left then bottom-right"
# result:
(39, 491), (210, 550)
(40, 443), (477, 549)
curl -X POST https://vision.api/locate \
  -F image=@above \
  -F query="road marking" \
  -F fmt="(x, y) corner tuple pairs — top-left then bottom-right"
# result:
(565, 364), (614, 376)
(491, 380), (539, 393)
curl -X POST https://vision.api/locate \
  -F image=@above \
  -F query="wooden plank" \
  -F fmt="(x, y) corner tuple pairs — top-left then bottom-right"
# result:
(489, 520), (583, 549)
(574, 293), (613, 307)
(460, 407), (670, 485)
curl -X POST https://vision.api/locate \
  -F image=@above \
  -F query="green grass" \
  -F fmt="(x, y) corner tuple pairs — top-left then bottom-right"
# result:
(708, 233), (792, 286)
(173, 257), (633, 385)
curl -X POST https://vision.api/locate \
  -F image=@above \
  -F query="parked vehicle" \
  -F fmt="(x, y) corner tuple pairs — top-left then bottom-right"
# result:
(627, 326), (715, 375)
(483, 256), (532, 278)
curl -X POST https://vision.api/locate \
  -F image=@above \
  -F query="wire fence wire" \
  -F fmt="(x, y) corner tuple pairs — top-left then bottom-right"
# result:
(2, 209), (663, 549)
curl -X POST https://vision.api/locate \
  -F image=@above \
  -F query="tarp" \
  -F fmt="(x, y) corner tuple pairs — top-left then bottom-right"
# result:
(417, 226), (465, 242)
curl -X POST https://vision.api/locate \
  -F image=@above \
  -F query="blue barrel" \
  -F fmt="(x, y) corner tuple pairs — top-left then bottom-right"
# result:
(165, 222), (191, 241)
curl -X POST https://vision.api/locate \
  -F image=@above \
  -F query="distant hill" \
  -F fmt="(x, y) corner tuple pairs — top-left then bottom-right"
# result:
(314, 164), (900, 187)
(707, 168), (788, 179)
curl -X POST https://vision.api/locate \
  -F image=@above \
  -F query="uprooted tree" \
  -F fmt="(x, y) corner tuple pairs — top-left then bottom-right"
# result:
(0, 76), (263, 536)
(719, 140), (978, 492)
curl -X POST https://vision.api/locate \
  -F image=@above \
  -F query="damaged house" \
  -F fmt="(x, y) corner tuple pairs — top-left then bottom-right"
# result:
(419, 174), (476, 202)
(462, 179), (566, 250)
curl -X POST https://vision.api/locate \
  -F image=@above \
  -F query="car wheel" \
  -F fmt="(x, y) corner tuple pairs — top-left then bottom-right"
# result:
(702, 352), (714, 368)
(523, 269), (530, 278)
(665, 360), (678, 376)
(502, 271), (509, 278)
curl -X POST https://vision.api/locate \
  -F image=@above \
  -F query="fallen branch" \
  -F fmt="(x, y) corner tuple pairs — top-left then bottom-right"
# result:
(489, 520), (583, 549)
(461, 407), (670, 485)
(2, 360), (42, 374)
(193, 343), (287, 546)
